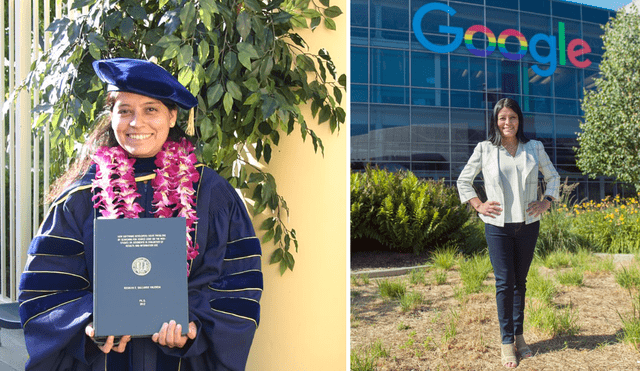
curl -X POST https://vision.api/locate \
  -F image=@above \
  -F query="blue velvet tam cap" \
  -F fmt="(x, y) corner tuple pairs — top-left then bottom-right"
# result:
(92, 58), (198, 110)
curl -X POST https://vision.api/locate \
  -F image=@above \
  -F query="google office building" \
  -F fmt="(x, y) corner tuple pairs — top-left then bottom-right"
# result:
(351, 0), (623, 199)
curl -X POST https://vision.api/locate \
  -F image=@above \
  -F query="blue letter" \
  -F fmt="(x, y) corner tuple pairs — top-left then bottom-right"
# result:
(412, 3), (463, 54)
(529, 33), (557, 77)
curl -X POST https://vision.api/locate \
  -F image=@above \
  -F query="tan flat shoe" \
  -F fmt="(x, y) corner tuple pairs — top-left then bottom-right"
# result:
(515, 334), (532, 359)
(501, 343), (518, 368)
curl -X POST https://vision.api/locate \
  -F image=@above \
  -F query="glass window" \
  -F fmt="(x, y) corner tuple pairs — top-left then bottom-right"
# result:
(486, 9), (518, 43)
(370, 85), (409, 105)
(583, 69), (599, 93)
(370, 29), (409, 49)
(370, 48), (409, 86)
(555, 115), (581, 147)
(555, 67), (578, 99)
(352, 46), (368, 84)
(449, 4), (484, 35)
(411, 0), (450, 35)
(411, 88), (449, 107)
(451, 109), (486, 147)
(487, 59), (520, 95)
(451, 90), (469, 108)
(451, 0), (483, 6)
(552, 0), (581, 21)
(582, 6), (611, 24)
(520, 13), (551, 41)
(486, 0), (518, 10)
(411, 51), (448, 88)
(351, 103), (369, 138)
(522, 64), (552, 97)
(470, 57), (485, 91)
(523, 113), (553, 145)
(582, 23), (605, 56)
(371, 0), (409, 31)
(521, 0), (550, 15)
(351, 27), (368, 46)
(411, 107), (449, 144)
(351, 0), (368, 28)
(522, 96), (553, 113)
(451, 55), (470, 90)
(555, 99), (579, 115)
(411, 33), (450, 53)
(556, 147), (580, 174)
(370, 105), (410, 143)
(351, 84), (368, 103)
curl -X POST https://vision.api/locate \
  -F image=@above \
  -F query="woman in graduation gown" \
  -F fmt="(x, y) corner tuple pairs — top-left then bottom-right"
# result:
(19, 58), (263, 371)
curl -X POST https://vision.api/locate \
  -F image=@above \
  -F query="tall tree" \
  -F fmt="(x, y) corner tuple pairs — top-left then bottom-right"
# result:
(577, 6), (640, 190)
(17, 0), (346, 274)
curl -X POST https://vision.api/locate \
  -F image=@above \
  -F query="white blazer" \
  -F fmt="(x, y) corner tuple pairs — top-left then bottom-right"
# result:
(457, 140), (561, 227)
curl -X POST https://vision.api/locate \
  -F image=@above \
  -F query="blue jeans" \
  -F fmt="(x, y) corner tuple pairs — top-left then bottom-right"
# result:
(485, 221), (540, 344)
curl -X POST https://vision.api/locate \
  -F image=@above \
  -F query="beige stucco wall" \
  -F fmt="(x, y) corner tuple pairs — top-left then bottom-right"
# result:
(245, 1), (348, 370)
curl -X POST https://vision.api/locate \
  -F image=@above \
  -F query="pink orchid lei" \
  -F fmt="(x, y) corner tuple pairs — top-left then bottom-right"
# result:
(91, 138), (200, 275)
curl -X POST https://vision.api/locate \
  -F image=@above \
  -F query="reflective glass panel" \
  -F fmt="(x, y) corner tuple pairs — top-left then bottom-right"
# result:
(552, 0), (581, 21)
(411, 107), (449, 144)
(555, 67), (578, 99)
(411, 52), (449, 88)
(486, 9), (518, 42)
(351, 84), (368, 103)
(520, 13), (551, 41)
(582, 23), (605, 56)
(351, 0), (368, 27)
(522, 96), (553, 113)
(371, 0), (409, 31)
(411, 88), (449, 107)
(370, 85), (409, 105)
(352, 46), (368, 84)
(451, 90), (469, 108)
(470, 57), (485, 91)
(523, 113), (553, 145)
(370, 29), (410, 49)
(487, 59), (520, 95)
(451, 55), (470, 90)
(449, 4), (485, 35)
(351, 104), (369, 163)
(370, 105), (410, 142)
(451, 109), (486, 149)
(370, 48), (409, 85)
(486, 0), (518, 10)
(582, 6), (610, 24)
(521, 0), (550, 15)
(522, 64), (552, 97)
(351, 27), (368, 46)
(556, 147), (580, 174)
(555, 99), (579, 115)
(555, 115), (581, 147)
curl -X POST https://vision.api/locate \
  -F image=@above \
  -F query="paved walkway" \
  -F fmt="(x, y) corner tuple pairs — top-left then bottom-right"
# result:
(0, 327), (28, 370)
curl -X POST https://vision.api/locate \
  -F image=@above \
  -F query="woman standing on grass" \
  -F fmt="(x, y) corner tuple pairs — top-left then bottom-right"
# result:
(456, 98), (560, 368)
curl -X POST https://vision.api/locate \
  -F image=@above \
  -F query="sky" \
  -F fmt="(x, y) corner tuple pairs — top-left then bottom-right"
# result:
(575, 0), (630, 10)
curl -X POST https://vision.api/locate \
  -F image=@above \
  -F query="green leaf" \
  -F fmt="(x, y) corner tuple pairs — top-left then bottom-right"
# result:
(243, 78), (260, 92)
(318, 105), (331, 124)
(207, 84), (224, 106)
(290, 14), (306, 28)
(310, 17), (321, 30)
(127, 5), (147, 20)
(88, 43), (101, 60)
(237, 11), (252, 39)
(226, 81), (242, 101)
(121, 18), (135, 40)
(178, 66), (194, 87)
(223, 92), (233, 114)
(264, 143), (272, 163)
(195, 42), (208, 63)
(296, 54), (315, 71)
(179, 2), (196, 38)
(270, 247), (284, 264)
(324, 6), (343, 18)
(302, 9), (322, 18)
(261, 96), (278, 119)
(71, 0), (95, 9)
(318, 0), (330, 6)
(178, 45), (193, 66)
(260, 217), (277, 230)
(262, 228), (275, 244)
(324, 17), (336, 30)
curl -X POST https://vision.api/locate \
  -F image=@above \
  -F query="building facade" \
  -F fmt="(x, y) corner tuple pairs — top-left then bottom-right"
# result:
(351, 0), (625, 200)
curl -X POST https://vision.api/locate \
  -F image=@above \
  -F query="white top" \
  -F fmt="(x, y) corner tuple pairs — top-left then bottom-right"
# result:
(498, 143), (525, 223)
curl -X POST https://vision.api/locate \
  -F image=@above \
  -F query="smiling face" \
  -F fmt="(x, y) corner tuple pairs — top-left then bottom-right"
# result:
(110, 92), (177, 158)
(497, 107), (519, 141)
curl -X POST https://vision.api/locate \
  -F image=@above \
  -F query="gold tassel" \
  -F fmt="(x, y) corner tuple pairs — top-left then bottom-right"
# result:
(186, 108), (195, 136)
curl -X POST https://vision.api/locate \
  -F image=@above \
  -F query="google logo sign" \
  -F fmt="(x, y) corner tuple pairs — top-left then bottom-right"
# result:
(413, 2), (592, 77)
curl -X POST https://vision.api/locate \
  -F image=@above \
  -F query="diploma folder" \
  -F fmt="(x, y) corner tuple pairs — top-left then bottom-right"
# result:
(93, 217), (189, 338)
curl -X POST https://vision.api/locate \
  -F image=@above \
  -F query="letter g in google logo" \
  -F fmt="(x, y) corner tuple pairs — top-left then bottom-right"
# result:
(412, 2), (592, 77)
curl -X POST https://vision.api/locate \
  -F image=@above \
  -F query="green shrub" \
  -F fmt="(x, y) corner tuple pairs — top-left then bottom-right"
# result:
(615, 266), (640, 290)
(556, 269), (584, 287)
(527, 301), (580, 337)
(377, 279), (407, 300)
(429, 244), (459, 270)
(351, 167), (472, 254)
(527, 268), (558, 304)
(400, 291), (425, 312)
(459, 253), (493, 294)
(350, 339), (389, 371)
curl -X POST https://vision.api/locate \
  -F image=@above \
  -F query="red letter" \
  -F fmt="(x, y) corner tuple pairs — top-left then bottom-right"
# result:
(567, 39), (591, 68)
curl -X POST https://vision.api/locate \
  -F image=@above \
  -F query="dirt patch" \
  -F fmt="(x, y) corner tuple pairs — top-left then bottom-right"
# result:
(350, 259), (640, 370)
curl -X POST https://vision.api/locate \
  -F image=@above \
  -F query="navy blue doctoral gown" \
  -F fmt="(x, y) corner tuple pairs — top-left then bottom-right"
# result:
(19, 157), (263, 371)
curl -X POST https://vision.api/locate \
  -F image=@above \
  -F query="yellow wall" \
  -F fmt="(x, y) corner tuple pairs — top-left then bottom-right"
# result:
(245, 1), (348, 369)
